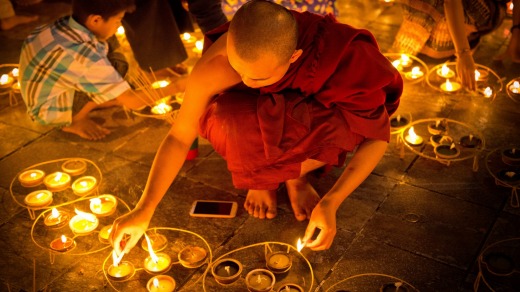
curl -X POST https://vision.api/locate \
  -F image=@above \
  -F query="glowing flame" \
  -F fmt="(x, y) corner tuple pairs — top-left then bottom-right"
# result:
(411, 66), (421, 75)
(195, 40), (203, 51)
(1, 74), (9, 84)
(396, 114), (401, 122)
(450, 143), (456, 150)
(474, 70), (480, 81)
(151, 102), (172, 115)
(469, 134), (474, 141)
(511, 81), (520, 94)
(445, 79), (453, 91)
(400, 54), (410, 66)
(407, 126), (419, 142)
(11, 68), (19, 77)
(51, 208), (60, 218)
(483, 87), (492, 98)
(183, 32), (191, 41)
(296, 238), (305, 252)
(112, 249), (124, 267)
(74, 208), (97, 223)
(151, 80), (170, 89)
(116, 26), (125, 36)
(54, 172), (63, 182)
(144, 234), (159, 263)
(90, 197), (101, 209)
(30, 172), (37, 178)
(391, 60), (401, 69)
(36, 192), (46, 199)
(508, 1), (514, 12)
(153, 277), (160, 287)
(80, 180), (88, 187)
(441, 64), (450, 77)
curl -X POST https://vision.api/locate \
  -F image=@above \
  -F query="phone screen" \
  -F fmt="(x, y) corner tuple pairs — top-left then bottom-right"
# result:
(193, 201), (234, 215)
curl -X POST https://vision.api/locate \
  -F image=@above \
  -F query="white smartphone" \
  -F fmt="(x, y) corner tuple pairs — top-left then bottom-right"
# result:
(189, 200), (238, 218)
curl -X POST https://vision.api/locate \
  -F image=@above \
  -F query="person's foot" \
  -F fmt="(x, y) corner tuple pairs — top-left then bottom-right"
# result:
(244, 189), (277, 219)
(0, 14), (38, 31)
(285, 176), (320, 221)
(62, 117), (111, 140)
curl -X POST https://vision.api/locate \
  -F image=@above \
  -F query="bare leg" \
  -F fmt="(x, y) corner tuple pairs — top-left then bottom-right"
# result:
(285, 159), (325, 221)
(244, 189), (277, 219)
(61, 101), (111, 140)
(0, 14), (38, 31)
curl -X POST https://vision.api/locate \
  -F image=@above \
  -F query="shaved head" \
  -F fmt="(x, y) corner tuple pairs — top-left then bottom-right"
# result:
(228, 0), (298, 64)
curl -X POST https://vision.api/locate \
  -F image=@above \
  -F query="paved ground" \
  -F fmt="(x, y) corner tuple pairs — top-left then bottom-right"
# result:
(1, 0), (520, 291)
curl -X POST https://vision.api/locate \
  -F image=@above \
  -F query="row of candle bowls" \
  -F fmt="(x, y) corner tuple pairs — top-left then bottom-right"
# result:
(0, 65), (21, 106)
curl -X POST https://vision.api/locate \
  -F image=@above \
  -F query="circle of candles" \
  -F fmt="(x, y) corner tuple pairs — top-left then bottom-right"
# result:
(98, 225), (112, 244)
(18, 169), (46, 187)
(245, 268), (276, 292)
(0, 73), (14, 88)
(144, 252), (172, 274)
(404, 126), (423, 146)
(430, 135), (453, 148)
(24, 190), (53, 207)
(147, 275), (176, 292)
(44, 208), (70, 228)
(50, 235), (75, 252)
(497, 169), (520, 183)
(427, 120), (447, 135)
(404, 66), (424, 80)
(276, 283), (304, 292)
(89, 194), (118, 217)
(71, 176), (97, 196)
(390, 115), (409, 129)
(211, 258), (243, 285)
(440, 79), (461, 93)
(501, 148), (520, 166)
(107, 261), (135, 282)
(43, 172), (71, 192)
(459, 135), (481, 148)
(141, 233), (168, 252)
(178, 246), (208, 268)
(436, 64), (455, 79)
(69, 210), (99, 235)
(434, 144), (460, 159)
(266, 252), (292, 274)
(151, 103), (173, 115)
(61, 159), (87, 176)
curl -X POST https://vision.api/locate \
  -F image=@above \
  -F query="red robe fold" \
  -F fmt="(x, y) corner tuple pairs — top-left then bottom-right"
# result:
(199, 11), (403, 190)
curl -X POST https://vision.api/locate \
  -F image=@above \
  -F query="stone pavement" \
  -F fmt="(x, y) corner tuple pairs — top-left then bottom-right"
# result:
(1, 0), (520, 291)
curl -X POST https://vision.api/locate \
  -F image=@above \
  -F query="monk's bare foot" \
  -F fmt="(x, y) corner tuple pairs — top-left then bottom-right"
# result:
(244, 189), (277, 219)
(0, 15), (38, 31)
(62, 117), (111, 140)
(285, 176), (320, 221)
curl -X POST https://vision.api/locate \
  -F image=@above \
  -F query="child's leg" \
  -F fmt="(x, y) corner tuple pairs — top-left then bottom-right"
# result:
(61, 94), (111, 140)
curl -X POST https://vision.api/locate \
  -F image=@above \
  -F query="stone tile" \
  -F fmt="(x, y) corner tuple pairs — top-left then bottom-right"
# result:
(185, 151), (240, 196)
(0, 187), (24, 226)
(0, 103), (54, 134)
(0, 122), (41, 158)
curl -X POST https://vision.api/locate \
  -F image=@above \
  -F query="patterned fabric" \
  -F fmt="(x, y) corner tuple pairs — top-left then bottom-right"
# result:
(392, 0), (506, 58)
(19, 16), (130, 126)
(222, 0), (337, 17)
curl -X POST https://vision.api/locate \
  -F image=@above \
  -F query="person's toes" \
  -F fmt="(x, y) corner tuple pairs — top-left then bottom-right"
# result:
(266, 206), (277, 219)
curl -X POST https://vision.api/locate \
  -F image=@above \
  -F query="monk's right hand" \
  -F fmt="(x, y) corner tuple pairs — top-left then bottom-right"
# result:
(110, 207), (154, 256)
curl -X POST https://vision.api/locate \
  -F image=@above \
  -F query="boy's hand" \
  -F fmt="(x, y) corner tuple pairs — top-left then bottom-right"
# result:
(110, 207), (154, 256)
(303, 200), (337, 251)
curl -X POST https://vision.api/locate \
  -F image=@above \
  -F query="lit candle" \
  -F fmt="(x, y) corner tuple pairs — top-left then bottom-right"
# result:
(11, 68), (19, 78)
(509, 81), (520, 94)
(391, 59), (402, 71)
(434, 143), (460, 159)
(107, 250), (135, 281)
(404, 66), (424, 80)
(69, 208), (99, 235)
(43, 172), (71, 192)
(11, 81), (20, 92)
(399, 54), (412, 67)
(276, 284), (304, 292)
(18, 169), (46, 187)
(460, 134), (482, 148)
(72, 176), (97, 196)
(502, 148), (520, 166)
(296, 238), (305, 252)
(0, 74), (13, 88)
(440, 79), (461, 93)
(266, 252), (292, 273)
(61, 159), (87, 176)
(404, 126), (423, 146)
(390, 114), (409, 128)
(479, 86), (494, 99)
(147, 275), (176, 292)
(44, 207), (70, 228)
(98, 225), (112, 244)
(178, 246), (207, 268)
(474, 69), (489, 82)
(24, 190), (53, 207)
(89, 194), (118, 217)
(437, 64), (455, 78)
(182, 32), (197, 44)
(50, 235), (75, 252)
(151, 80), (170, 89)
(507, 1), (514, 17)
(141, 232), (168, 252)
(192, 40), (203, 55)
(245, 269), (276, 292)
(211, 258), (243, 285)
(143, 234), (172, 274)
(116, 26), (125, 37)
(428, 119), (447, 135)
(151, 102), (173, 115)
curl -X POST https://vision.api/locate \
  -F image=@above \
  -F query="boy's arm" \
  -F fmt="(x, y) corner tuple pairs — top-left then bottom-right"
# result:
(115, 77), (187, 110)
(304, 138), (388, 250)
(110, 33), (241, 255)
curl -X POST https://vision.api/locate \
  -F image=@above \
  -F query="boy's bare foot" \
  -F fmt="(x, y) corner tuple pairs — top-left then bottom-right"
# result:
(62, 117), (111, 140)
(244, 189), (277, 219)
(0, 15), (38, 31)
(285, 176), (320, 221)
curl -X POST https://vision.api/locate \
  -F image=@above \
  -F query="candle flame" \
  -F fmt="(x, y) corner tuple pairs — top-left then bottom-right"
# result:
(36, 192), (45, 199)
(484, 87), (492, 98)
(474, 70), (480, 81)
(152, 102), (172, 115)
(116, 26), (125, 36)
(90, 197), (102, 209)
(11, 68), (19, 77)
(469, 134), (473, 141)
(195, 40), (203, 51)
(505, 171), (515, 178)
(411, 66), (421, 75)
(74, 208), (97, 222)
(450, 143), (456, 150)
(509, 1), (514, 11)
(396, 114), (401, 122)
(511, 81), (520, 93)
(391, 60), (401, 69)
(0, 74), (9, 84)
(30, 172), (37, 178)
(51, 208), (60, 218)
(151, 80), (170, 89)
(61, 234), (67, 243)
(80, 180), (88, 187)
(441, 64), (450, 77)
(407, 126), (418, 140)
(445, 79), (453, 91)
(296, 238), (305, 252)
(183, 32), (191, 41)
(112, 249), (124, 267)
(153, 277), (159, 287)
(144, 233), (159, 263)
(400, 54), (410, 65)
(256, 274), (262, 283)
(54, 172), (63, 182)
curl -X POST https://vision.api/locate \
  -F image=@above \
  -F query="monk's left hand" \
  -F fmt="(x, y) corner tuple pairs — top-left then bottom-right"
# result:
(302, 200), (337, 251)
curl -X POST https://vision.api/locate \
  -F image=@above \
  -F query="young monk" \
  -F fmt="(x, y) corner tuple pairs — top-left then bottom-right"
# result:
(110, 0), (402, 252)
(19, 0), (182, 140)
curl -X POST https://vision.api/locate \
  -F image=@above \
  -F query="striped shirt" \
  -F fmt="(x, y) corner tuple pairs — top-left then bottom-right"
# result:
(19, 16), (130, 126)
